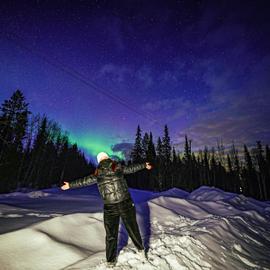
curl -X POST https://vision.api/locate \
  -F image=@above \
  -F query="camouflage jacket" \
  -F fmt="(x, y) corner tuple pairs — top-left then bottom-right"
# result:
(69, 159), (146, 204)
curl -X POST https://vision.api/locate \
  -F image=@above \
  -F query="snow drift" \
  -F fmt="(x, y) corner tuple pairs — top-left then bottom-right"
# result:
(0, 185), (270, 270)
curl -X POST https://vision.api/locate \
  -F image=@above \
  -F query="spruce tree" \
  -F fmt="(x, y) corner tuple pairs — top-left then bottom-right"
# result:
(171, 146), (178, 188)
(203, 146), (210, 186)
(156, 137), (162, 157)
(147, 132), (156, 162)
(184, 134), (191, 163)
(226, 154), (233, 192)
(131, 125), (143, 163)
(28, 116), (49, 187)
(0, 90), (30, 191)
(243, 144), (258, 198)
(216, 138), (226, 167)
(0, 90), (30, 158)
(142, 132), (150, 161)
(255, 141), (267, 199)
(162, 125), (171, 163)
(210, 148), (217, 187)
(230, 143), (241, 193)
(156, 136), (163, 191)
(172, 147), (177, 164)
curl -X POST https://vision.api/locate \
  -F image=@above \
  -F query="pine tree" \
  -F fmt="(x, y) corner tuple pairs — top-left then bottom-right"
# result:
(230, 143), (241, 193)
(131, 125), (143, 163)
(142, 132), (150, 161)
(227, 154), (233, 173)
(183, 134), (191, 163)
(171, 146), (178, 188)
(156, 137), (162, 157)
(0, 90), (30, 191)
(255, 141), (267, 199)
(210, 147), (217, 187)
(226, 154), (233, 192)
(142, 132), (156, 191)
(0, 90), (95, 193)
(17, 114), (40, 187)
(147, 132), (156, 162)
(217, 160), (226, 190)
(216, 138), (226, 167)
(27, 116), (49, 188)
(156, 136), (163, 191)
(243, 144), (258, 198)
(191, 152), (199, 190)
(197, 149), (203, 186)
(162, 125), (171, 163)
(203, 146), (210, 186)
(172, 147), (177, 164)
(43, 120), (62, 187)
(0, 90), (30, 159)
(58, 134), (70, 182)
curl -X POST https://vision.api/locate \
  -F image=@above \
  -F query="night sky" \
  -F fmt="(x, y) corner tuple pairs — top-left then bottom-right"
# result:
(0, 0), (270, 161)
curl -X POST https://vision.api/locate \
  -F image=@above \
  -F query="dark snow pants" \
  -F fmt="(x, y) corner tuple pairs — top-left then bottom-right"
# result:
(103, 198), (144, 262)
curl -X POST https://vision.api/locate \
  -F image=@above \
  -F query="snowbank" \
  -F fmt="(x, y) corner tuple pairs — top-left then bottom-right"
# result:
(0, 186), (270, 269)
(188, 186), (237, 201)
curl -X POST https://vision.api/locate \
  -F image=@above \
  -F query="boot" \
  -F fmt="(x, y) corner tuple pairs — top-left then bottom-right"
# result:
(107, 260), (117, 268)
(137, 248), (148, 260)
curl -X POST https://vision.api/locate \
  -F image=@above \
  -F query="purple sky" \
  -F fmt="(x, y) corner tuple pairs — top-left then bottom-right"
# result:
(0, 0), (270, 160)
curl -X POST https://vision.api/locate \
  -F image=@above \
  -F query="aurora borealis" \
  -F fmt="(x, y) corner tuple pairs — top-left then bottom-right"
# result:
(0, 0), (270, 161)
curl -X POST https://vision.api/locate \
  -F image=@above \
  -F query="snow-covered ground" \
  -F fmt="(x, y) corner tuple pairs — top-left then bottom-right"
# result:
(0, 185), (270, 270)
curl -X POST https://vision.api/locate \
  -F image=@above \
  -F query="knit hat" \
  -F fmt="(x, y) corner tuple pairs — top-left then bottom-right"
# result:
(97, 152), (109, 163)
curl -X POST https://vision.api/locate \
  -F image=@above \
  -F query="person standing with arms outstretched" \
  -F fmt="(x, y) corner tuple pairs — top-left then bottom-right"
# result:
(61, 152), (152, 267)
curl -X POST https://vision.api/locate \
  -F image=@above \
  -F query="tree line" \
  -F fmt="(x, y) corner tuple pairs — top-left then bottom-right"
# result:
(126, 125), (270, 201)
(1, 90), (269, 201)
(0, 90), (95, 193)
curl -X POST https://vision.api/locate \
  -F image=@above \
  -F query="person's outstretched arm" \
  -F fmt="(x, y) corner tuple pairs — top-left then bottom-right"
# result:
(122, 162), (152, 174)
(61, 174), (97, 190)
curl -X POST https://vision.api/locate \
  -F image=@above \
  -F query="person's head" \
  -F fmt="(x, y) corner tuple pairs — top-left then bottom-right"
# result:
(97, 152), (109, 164)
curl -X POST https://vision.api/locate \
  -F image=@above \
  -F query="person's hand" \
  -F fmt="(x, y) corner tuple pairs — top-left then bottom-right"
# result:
(61, 181), (70, 190)
(146, 162), (152, 170)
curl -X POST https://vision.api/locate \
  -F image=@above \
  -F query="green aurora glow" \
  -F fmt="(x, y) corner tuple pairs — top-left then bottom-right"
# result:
(69, 132), (125, 161)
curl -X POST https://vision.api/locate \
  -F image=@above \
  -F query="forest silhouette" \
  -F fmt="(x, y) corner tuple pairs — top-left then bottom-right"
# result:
(1, 90), (269, 201)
